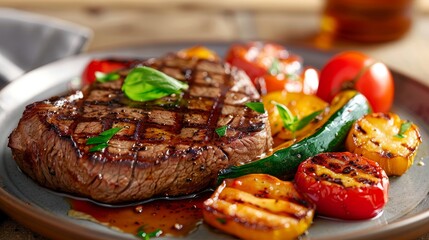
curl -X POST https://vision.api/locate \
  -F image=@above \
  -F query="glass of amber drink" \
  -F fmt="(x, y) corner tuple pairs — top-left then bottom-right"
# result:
(321, 0), (414, 42)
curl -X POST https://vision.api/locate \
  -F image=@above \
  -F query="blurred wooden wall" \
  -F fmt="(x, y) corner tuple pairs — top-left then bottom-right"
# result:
(0, 0), (428, 51)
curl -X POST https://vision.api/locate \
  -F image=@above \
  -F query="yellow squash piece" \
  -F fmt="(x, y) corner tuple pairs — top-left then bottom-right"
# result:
(203, 174), (315, 240)
(346, 112), (422, 176)
(262, 91), (328, 148)
(177, 46), (219, 61)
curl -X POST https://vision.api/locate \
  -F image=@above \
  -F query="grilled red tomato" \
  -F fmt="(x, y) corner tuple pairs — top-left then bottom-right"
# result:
(294, 152), (389, 220)
(225, 42), (316, 94)
(82, 59), (133, 85)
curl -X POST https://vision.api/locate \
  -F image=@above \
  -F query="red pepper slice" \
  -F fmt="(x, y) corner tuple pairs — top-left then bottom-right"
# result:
(294, 152), (389, 220)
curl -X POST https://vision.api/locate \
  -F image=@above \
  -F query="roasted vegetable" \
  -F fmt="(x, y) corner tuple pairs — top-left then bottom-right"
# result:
(82, 59), (132, 85)
(294, 152), (389, 220)
(177, 46), (219, 61)
(217, 90), (371, 182)
(316, 51), (394, 113)
(203, 174), (315, 240)
(346, 112), (422, 176)
(224, 42), (309, 93)
(262, 91), (328, 147)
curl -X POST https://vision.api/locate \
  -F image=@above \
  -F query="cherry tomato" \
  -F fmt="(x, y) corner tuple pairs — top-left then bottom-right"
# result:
(82, 59), (132, 85)
(316, 51), (394, 113)
(225, 42), (308, 93)
(294, 152), (389, 220)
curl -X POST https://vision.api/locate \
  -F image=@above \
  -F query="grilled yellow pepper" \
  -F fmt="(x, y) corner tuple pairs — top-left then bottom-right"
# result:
(262, 91), (328, 148)
(177, 46), (219, 61)
(346, 112), (422, 176)
(203, 174), (315, 240)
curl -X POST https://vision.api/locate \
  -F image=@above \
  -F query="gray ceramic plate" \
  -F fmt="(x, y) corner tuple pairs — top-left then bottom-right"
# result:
(0, 43), (429, 240)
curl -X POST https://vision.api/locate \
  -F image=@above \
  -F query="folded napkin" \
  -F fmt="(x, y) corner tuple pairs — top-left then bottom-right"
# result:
(0, 8), (92, 87)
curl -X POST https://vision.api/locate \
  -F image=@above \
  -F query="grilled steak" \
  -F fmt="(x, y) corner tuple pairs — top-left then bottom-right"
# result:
(8, 52), (273, 204)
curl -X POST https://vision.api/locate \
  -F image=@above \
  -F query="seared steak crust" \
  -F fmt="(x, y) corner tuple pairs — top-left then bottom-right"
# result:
(8, 53), (273, 203)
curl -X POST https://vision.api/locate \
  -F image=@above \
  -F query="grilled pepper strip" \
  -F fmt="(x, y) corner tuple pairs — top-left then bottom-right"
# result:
(294, 152), (389, 220)
(204, 174), (315, 240)
(217, 90), (371, 183)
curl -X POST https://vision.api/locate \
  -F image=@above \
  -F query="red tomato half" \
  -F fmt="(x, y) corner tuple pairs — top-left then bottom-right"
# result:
(82, 59), (132, 85)
(225, 42), (289, 81)
(316, 51), (394, 113)
(294, 152), (389, 220)
(225, 42), (310, 94)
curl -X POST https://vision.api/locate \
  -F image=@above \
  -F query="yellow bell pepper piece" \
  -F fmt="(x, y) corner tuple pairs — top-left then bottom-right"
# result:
(346, 112), (422, 176)
(177, 46), (219, 61)
(262, 91), (328, 148)
(203, 174), (315, 240)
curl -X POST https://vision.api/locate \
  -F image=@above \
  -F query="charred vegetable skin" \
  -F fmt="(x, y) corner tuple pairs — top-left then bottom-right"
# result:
(346, 112), (422, 176)
(203, 174), (315, 240)
(294, 152), (389, 220)
(217, 91), (371, 182)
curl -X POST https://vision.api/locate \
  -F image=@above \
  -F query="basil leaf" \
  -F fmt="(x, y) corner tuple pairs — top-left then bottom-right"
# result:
(272, 101), (322, 136)
(86, 127), (122, 152)
(95, 71), (120, 83)
(245, 102), (265, 113)
(272, 101), (295, 126)
(396, 121), (412, 138)
(288, 110), (322, 132)
(215, 126), (228, 137)
(122, 66), (189, 102)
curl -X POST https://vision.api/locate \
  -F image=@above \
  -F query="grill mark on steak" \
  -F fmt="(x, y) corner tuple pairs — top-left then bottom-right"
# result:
(8, 53), (273, 203)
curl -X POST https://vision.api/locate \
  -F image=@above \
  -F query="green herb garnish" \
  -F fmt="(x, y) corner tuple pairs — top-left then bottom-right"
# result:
(268, 58), (281, 75)
(245, 102), (265, 113)
(215, 125), (228, 137)
(95, 71), (120, 83)
(273, 101), (322, 137)
(136, 226), (162, 240)
(395, 121), (412, 138)
(122, 66), (189, 102)
(216, 218), (227, 225)
(86, 127), (122, 152)
(285, 73), (300, 81)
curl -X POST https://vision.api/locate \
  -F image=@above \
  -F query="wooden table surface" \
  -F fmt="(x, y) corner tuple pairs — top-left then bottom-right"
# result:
(1, 1), (429, 239)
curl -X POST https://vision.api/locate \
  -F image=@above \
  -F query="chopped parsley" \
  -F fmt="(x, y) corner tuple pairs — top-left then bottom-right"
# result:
(86, 127), (122, 152)
(136, 226), (162, 240)
(216, 218), (227, 225)
(95, 71), (120, 83)
(215, 125), (228, 137)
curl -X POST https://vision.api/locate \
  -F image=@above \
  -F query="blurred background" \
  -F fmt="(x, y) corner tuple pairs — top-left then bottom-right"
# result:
(1, 0), (429, 239)
(0, 0), (427, 50)
(0, 0), (429, 80)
